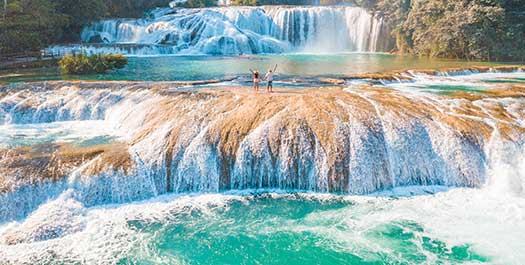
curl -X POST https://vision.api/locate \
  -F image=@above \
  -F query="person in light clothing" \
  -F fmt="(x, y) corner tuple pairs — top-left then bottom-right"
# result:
(264, 68), (276, 93)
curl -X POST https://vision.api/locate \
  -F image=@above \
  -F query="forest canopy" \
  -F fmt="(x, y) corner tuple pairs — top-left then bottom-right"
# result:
(355, 0), (525, 61)
(0, 0), (172, 54)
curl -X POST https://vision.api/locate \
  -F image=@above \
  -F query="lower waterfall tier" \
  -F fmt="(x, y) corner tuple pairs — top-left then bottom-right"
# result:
(0, 78), (524, 221)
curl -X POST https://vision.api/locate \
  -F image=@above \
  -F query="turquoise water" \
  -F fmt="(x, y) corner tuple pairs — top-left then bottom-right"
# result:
(1, 54), (525, 265)
(0, 121), (123, 148)
(381, 71), (525, 93)
(0, 53), (503, 84)
(5, 189), (524, 264)
(119, 193), (488, 265)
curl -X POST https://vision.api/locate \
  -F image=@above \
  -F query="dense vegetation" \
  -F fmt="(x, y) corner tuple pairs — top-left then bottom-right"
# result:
(0, 0), (171, 54)
(354, 0), (525, 61)
(58, 53), (128, 74)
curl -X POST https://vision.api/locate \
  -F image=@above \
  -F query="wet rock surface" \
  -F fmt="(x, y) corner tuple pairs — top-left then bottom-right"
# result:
(0, 76), (523, 221)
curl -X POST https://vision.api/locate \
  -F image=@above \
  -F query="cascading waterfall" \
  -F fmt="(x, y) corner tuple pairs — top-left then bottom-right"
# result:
(1, 69), (524, 224)
(47, 5), (390, 56)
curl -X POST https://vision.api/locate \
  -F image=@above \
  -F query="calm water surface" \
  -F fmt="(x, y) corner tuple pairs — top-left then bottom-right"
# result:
(0, 53), (508, 84)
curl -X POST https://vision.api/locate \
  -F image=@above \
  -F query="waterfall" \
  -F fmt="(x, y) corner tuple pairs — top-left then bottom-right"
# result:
(47, 6), (390, 56)
(1, 70), (524, 221)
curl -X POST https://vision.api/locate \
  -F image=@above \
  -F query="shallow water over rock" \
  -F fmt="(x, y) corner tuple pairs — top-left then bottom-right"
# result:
(1, 71), (524, 220)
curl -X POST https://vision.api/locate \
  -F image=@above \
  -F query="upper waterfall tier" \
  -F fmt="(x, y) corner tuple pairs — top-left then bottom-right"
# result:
(49, 6), (390, 56)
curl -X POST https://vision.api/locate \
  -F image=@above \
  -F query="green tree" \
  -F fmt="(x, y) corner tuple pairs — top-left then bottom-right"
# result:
(104, 0), (172, 17)
(3, 0), (7, 21)
(402, 0), (506, 60)
(0, 0), (172, 55)
(0, 0), (67, 54)
(55, 0), (107, 41)
(362, 0), (521, 61)
(59, 53), (128, 74)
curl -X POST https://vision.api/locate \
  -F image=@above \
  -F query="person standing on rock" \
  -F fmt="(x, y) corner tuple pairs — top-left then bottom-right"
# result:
(249, 69), (260, 92)
(265, 65), (277, 93)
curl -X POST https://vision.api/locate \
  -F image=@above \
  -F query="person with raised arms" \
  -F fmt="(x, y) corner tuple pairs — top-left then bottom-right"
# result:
(264, 64), (278, 93)
(249, 68), (261, 92)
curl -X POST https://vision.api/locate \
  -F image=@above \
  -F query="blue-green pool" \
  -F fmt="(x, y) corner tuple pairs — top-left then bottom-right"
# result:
(0, 53), (505, 84)
(4, 189), (524, 264)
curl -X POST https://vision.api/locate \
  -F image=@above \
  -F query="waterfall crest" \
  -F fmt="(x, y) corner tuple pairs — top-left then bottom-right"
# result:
(48, 6), (390, 56)
(1, 73), (524, 221)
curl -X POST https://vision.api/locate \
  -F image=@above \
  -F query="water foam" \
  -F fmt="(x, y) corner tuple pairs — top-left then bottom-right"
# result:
(0, 73), (524, 263)
(1, 76), (524, 215)
(1, 185), (524, 264)
(381, 70), (525, 93)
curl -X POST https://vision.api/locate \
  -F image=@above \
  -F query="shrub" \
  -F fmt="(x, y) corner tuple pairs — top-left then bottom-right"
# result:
(105, 54), (128, 69)
(58, 53), (128, 74)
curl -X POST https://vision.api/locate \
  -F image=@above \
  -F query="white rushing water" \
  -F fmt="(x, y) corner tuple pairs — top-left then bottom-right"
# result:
(0, 70), (524, 221)
(1, 181), (525, 264)
(47, 5), (390, 56)
(380, 70), (525, 93)
(0, 120), (125, 148)
(0, 71), (524, 264)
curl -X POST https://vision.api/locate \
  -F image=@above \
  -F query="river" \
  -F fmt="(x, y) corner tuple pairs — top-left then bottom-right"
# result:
(1, 3), (525, 265)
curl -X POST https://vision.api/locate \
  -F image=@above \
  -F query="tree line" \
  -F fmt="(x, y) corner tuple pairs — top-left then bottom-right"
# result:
(0, 0), (171, 55)
(354, 0), (525, 61)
